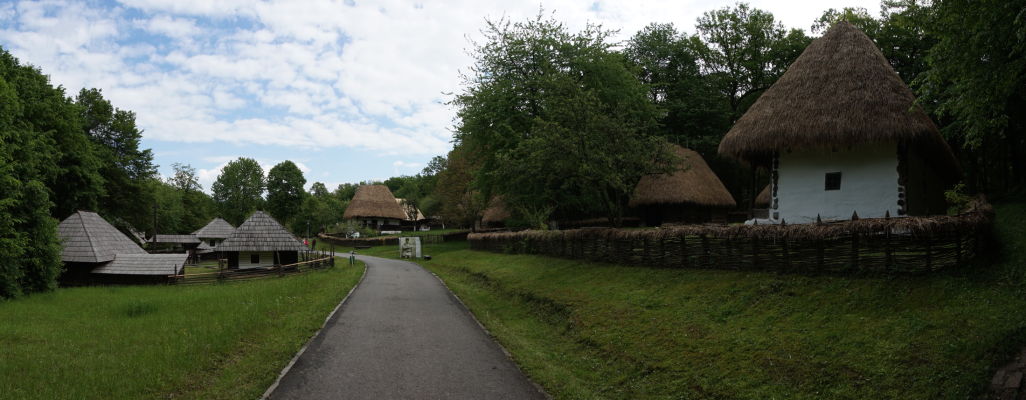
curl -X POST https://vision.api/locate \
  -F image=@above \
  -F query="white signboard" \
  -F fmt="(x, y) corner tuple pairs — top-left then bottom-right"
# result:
(399, 237), (421, 259)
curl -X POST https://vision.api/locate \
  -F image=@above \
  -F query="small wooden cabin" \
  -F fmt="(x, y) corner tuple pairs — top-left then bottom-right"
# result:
(629, 145), (737, 225)
(343, 185), (408, 230)
(216, 211), (307, 269)
(718, 22), (959, 223)
(57, 211), (187, 284)
(192, 217), (236, 258)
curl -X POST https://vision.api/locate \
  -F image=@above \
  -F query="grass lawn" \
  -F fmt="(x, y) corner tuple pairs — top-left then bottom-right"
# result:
(0, 258), (365, 400)
(366, 202), (1026, 399)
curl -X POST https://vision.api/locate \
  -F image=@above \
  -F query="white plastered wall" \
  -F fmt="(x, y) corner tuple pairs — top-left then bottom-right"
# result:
(239, 251), (276, 269)
(773, 142), (899, 223)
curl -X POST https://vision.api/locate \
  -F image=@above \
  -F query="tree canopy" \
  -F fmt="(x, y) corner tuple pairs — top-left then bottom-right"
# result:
(212, 158), (265, 226)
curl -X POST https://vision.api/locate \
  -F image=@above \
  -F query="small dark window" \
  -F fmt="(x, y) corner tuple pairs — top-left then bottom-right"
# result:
(825, 172), (842, 191)
(209, 240), (216, 246)
(250, 254), (260, 264)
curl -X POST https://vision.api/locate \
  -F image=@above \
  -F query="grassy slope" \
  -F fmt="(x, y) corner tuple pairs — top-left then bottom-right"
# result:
(375, 203), (1026, 399)
(0, 259), (364, 400)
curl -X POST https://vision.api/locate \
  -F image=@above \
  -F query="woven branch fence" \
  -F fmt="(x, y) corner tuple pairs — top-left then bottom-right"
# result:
(168, 255), (335, 285)
(319, 230), (470, 247)
(469, 206), (994, 274)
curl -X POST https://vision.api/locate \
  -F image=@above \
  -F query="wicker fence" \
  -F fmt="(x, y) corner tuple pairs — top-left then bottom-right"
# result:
(168, 254), (335, 285)
(318, 230), (470, 247)
(469, 207), (993, 274)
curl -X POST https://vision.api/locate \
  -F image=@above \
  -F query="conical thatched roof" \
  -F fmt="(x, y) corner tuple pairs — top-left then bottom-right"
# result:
(629, 145), (737, 208)
(755, 185), (771, 208)
(343, 185), (408, 220)
(395, 198), (426, 221)
(57, 211), (147, 263)
(193, 218), (235, 239)
(718, 21), (958, 179)
(217, 211), (307, 252)
(482, 196), (512, 224)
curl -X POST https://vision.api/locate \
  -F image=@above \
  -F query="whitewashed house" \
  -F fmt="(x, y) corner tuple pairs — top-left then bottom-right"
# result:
(719, 22), (960, 223)
(217, 211), (307, 269)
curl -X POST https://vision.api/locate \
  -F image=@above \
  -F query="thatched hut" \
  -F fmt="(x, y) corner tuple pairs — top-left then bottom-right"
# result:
(57, 211), (187, 284)
(343, 185), (408, 230)
(755, 185), (771, 208)
(481, 196), (512, 228)
(629, 145), (737, 225)
(718, 22), (959, 223)
(217, 211), (307, 269)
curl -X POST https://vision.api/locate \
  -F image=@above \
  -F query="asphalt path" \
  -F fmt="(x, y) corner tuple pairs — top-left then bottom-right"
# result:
(267, 254), (547, 400)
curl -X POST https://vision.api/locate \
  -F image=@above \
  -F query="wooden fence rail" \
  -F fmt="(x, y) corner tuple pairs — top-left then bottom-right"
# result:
(168, 255), (336, 285)
(468, 206), (994, 275)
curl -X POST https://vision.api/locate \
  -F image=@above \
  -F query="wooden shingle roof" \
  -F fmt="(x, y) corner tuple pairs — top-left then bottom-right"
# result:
(58, 211), (147, 263)
(92, 254), (188, 275)
(153, 234), (201, 244)
(193, 218), (235, 239)
(217, 211), (307, 252)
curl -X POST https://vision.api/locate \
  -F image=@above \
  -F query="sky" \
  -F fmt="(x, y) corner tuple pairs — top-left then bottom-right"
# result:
(0, 0), (880, 192)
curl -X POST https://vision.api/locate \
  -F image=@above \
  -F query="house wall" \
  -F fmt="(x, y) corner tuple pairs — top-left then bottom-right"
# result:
(238, 251), (277, 269)
(774, 142), (899, 223)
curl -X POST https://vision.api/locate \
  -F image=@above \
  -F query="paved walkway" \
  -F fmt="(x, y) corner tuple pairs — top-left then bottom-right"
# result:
(267, 255), (546, 400)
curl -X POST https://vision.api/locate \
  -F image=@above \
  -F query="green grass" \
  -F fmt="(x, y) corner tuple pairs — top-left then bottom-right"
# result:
(0, 258), (365, 399)
(383, 203), (1026, 399)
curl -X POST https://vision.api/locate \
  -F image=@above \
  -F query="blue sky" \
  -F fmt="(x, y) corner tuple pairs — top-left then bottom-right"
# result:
(0, 0), (878, 192)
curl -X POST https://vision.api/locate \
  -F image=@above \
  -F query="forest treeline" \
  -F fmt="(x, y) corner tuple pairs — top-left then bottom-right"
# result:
(2, 0), (1024, 298)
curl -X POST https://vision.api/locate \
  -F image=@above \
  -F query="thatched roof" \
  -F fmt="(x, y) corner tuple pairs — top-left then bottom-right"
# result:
(481, 196), (512, 224)
(153, 234), (201, 244)
(343, 185), (408, 220)
(57, 211), (147, 263)
(629, 146), (737, 208)
(92, 254), (188, 275)
(395, 198), (426, 221)
(718, 21), (959, 179)
(193, 218), (235, 239)
(217, 211), (307, 252)
(755, 185), (771, 208)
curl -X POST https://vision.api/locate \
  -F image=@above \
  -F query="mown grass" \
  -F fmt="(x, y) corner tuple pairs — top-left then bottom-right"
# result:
(379, 202), (1026, 399)
(0, 258), (365, 399)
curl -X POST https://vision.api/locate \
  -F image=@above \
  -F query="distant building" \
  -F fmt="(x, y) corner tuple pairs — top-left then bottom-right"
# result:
(216, 211), (307, 269)
(718, 22), (959, 223)
(57, 211), (187, 284)
(192, 218), (236, 257)
(343, 185), (408, 230)
(629, 145), (736, 225)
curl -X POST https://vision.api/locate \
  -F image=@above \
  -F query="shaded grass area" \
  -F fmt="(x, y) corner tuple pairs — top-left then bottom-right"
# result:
(383, 203), (1026, 399)
(0, 258), (365, 399)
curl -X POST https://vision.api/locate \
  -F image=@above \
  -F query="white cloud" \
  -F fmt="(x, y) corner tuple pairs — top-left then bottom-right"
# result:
(1, 0), (881, 165)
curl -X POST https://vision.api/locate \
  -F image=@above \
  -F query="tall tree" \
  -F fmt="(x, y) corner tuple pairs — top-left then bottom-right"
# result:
(211, 157), (265, 226)
(167, 163), (214, 232)
(75, 88), (156, 231)
(265, 160), (307, 226)
(452, 13), (672, 227)
(917, 0), (1026, 191)
(624, 22), (732, 153)
(694, 3), (811, 120)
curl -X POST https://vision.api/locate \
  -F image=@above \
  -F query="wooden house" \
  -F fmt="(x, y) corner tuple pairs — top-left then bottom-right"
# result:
(718, 22), (959, 223)
(629, 145), (737, 225)
(216, 210), (307, 269)
(343, 185), (408, 230)
(192, 218), (235, 257)
(57, 211), (187, 284)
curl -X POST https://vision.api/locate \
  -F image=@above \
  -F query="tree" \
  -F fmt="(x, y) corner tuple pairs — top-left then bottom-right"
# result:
(452, 12), (672, 227)
(917, 0), (1026, 191)
(624, 23), (732, 153)
(433, 147), (485, 228)
(211, 157), (265, 226)
(265, 161), (307, 226)
(694, 3), (811, 120)
(75, 88), (156, 230)
(168, 162), (202, 192)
